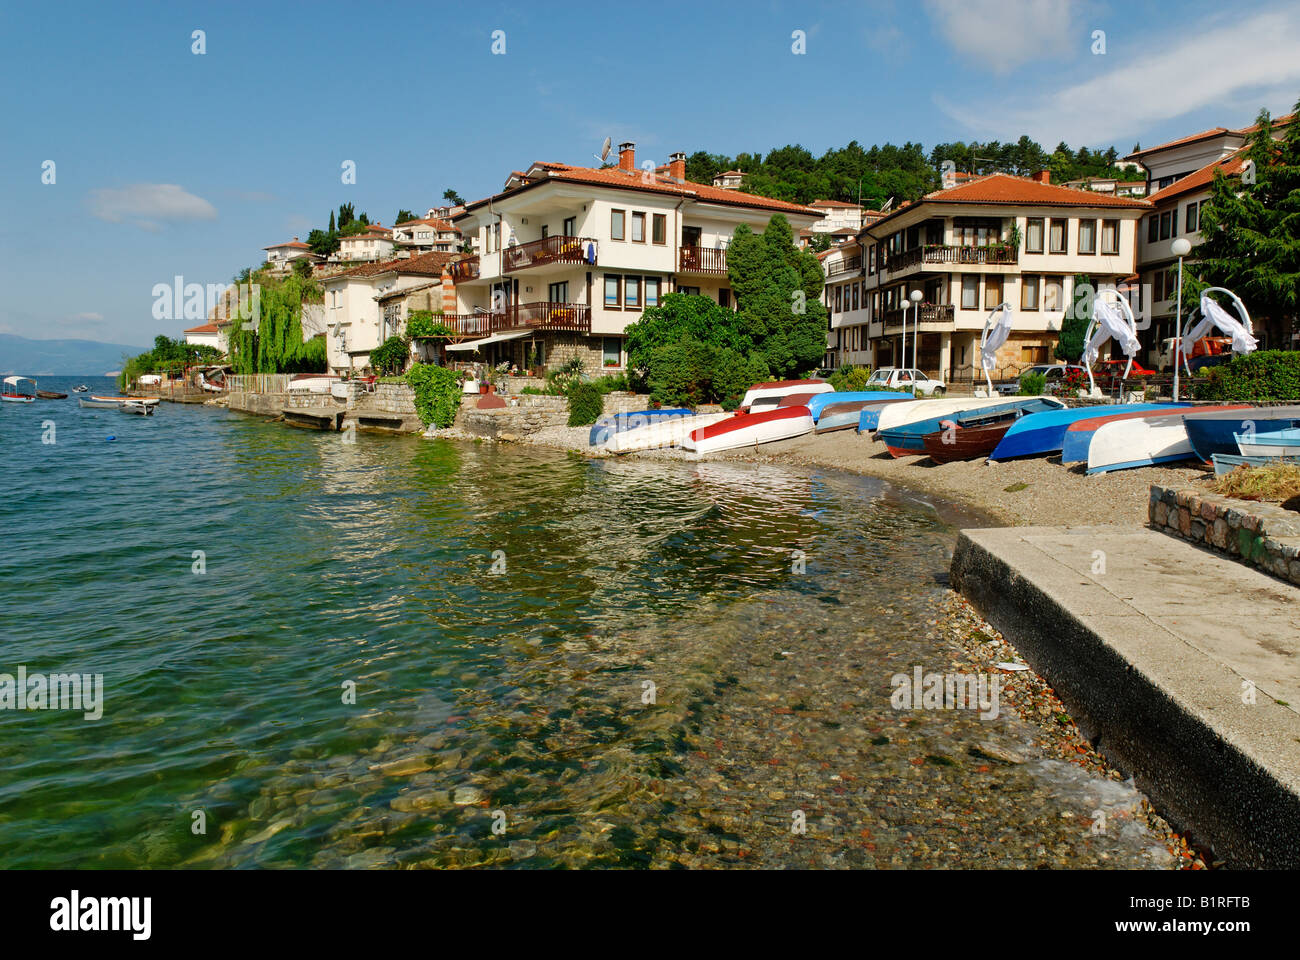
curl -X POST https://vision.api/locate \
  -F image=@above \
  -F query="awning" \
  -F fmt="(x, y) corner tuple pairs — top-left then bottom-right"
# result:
(445, 329), (533, 352)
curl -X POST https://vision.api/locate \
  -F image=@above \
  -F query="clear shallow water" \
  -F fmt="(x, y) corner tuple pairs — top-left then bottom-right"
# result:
(0, 381), (1170, 868)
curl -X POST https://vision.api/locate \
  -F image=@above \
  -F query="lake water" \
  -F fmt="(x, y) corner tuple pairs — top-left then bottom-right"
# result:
(0, 379), (1172, 868)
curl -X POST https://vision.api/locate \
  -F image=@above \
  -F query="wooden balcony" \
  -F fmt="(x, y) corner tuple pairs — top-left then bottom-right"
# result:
(503, 235), (595, 272)
(826, 255), (862, 277)
(449, 256), (480, 283)
(885, 244), (1018, 272)
(439, 302), (591, 339)
(679, 245), (727, 274)
(882, 303), (956, 332)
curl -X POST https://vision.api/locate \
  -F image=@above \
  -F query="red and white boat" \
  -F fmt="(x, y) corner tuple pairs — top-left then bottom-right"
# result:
(740, 379), (832, 412)
(1, 376), (36, 403)
(682, 405), (814, 455)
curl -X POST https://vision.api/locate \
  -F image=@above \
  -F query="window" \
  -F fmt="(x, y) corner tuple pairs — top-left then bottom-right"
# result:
(645, 276), (660, 307)
(548, 281), (569, 303)
(652, 213), (666, 244)
(604, 275), (621, 308)
(1147, 215), (1158, 243)
(1185, 202), (1200, 233)
(719, 288), (730, 309)
(852, 284), (859, 311)
(1049, 219), (1067, 254)
(611, 209), (625, 240)
(835, 286), (842, 313)
(624, 275), (641, 308)
(1026, 218), (1044, 253)
(1022, 275), (1040, 310)
(868, 245), (877, 274)
(1101, 219), (1119, 255)
(631, 212), (645, 242)
(961, 275), (979, 309)
(563, 216), (576, 236)
(1159, 211), (1172, 240)
(1044, 276), (1063, 311)
(603, 337), (621, 367)
(984, 275), (1003, 309)
(678, 286), (700, 296)
(1021, 345), (1049, 364)
(541, 224), (549, 239)
(1078, 219), (1096, 254)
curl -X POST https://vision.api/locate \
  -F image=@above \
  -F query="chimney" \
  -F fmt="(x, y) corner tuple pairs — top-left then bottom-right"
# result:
(618, 141), (636, 172)
(292, 236), (299, 242)
(1031, 169), (1051, 185)
(668, 151), (686, 181)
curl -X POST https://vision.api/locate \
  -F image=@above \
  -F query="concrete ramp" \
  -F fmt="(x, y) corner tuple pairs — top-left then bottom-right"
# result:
(951, 525), (1300, 868)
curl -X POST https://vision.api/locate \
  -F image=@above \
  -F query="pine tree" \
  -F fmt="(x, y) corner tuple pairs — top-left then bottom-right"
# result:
(328, 210), (336, 233)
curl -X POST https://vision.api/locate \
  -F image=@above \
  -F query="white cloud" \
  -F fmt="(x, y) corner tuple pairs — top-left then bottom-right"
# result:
(73, 312), (104, 322)
(936, 7), (1300, 146)
(89, 183), (217, 230)
(924, 0), (1077, 74)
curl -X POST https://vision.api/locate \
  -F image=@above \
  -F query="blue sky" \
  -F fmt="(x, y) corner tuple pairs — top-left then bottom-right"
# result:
(3, 0), (1298, 346)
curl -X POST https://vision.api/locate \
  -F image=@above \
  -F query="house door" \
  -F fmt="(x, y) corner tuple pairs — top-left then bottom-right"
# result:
(682, 226), (702, 248)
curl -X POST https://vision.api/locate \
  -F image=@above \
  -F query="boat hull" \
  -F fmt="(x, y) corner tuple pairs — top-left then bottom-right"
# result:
(872, 397), (1054, 435)
(605, 412), (732, 453)
(1212, 452), (1300, 475)
(683, 406), (813, 455)
(989, 403), (1188, 461)
(817, 398), (910, 434)
(589, 408), (691, 446)
(878, 398), (1063, 456)
(1184, 407), (1300, 460)
(922, 422), (1014, 463)
(1237, 429), (1300, 457)
(1062, 405), (1252, 464)
(1087, 416), (1206, 473)
(36, 390), (68, 400)
(1, 395), (34, 403)
(740, 379), (831, 412)
(805, 391), (911, 422)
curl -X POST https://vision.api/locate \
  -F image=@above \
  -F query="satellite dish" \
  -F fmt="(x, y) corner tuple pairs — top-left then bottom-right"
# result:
(594, 137), (612, 165)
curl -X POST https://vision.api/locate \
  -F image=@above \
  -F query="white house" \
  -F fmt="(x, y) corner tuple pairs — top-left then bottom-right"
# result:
(820, 239), (868, 367)
(446, 143), (821, 372)
(391, 217), (462, 253)
(334, 225), (396, 263)
(262, 238), (320, 274)
(183, 322), (225, 351)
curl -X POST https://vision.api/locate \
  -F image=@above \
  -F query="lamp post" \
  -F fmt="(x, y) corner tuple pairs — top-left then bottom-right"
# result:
(1170, 238), (1192, 401)
(909, 289), (923, 373)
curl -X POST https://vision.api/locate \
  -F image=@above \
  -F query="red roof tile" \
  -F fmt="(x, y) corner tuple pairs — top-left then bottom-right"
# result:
(327, 250), (454, 280)
(1125, 128), (1233, 159)
(184, 323), (220, 334)
(264, 240), (311, 250)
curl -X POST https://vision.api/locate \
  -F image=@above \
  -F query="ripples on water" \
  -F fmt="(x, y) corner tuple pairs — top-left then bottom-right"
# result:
(0, 382), (1166, 868)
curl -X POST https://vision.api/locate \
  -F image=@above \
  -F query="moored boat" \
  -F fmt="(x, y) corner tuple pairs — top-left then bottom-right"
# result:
(1236, 428), (1300, 457)
(817, 397), (911, 434)
(682, 405), (813, 455)
(589, 408), (692, 446)
(119, 400), (157, 416)
(1, 376), (37, 403)
(1184, 406), (1300, 461)
(72, 384), (90, 393)
(1061, 404), (1251, 464)
(880, 398), (1064, 457)
(1087, 413), (1220, 473)
(740, 379), (832, 412)
(288, 374), (342, 394)
(988, 403), (1188, 461)
(79, 395), (159, 409)
(36, 390), (68, 400)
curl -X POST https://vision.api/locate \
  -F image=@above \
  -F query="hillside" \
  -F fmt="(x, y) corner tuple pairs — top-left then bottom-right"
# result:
(0, 333), (148, 376)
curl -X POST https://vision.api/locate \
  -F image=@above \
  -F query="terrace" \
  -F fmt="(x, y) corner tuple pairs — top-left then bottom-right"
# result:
(678, 245), (727, 275)
(885, 244), (1018, 272)
(436, 302), (591, 339)
(502, 235), (596, 272)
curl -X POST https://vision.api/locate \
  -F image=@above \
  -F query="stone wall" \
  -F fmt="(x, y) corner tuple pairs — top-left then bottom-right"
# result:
(1149, 485), (1300, 586)
(461, 396), (569, 439)
(545, 333), (606, 371)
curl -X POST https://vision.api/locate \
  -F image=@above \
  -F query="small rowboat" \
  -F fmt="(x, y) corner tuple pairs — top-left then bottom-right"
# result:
(776, 392), (819, 408)
(856, 394), (919, 432)
(1, 376), (37, 403)
(1212, 452), (1300, 475)
(288, 374), (342, 394)
(37, 389), (68, 399)
(682, 405), (813, 455)
(1237, 428), (1300, 457)
(1087, 413), (1221, 473)
(740, 379), (832, 412)
(1061, 404), (1251, 464)
(72, 384), (90, 393)
(803, 391), (909, 422)
(988, 403), (1188, 461)
(923, 421), (1016, 464)
(119, 400), (156, 416)
(872, 397), (1042, 436)
(1184, 406), (1300, 461)
(879, 398), (1064, 456)
(603, 412), (733, 453)
(817, 398), (911, 434)
(589, 408), (692, 447)
(79, 395), (160, 409)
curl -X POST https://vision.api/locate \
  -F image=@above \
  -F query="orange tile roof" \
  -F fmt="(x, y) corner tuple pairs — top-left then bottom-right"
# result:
(264, 239), (310, 250)
(394, 217), (460, 231)
(1125, 128), (1233, 159)
(1233, 112), (1295, 135)
(184, 323), (220, 333)
(328, 250), (454, 280)
(464, 162), (819, 218)
(1146, 150), (1249, 205)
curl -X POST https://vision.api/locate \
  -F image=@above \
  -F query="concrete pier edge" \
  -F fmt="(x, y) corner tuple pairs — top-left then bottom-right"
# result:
(951, 525), (1300, 869)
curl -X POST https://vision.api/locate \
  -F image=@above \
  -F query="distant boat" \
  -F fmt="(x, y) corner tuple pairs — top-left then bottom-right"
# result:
(988, 403), (1189, 461)
(79, 395), (158, 409)
(1237, 428), (1300, 457)
(1212, 452), (1300, 475)
(589, 408), (692, 447)
(119, 400), (157, 416)
(36, 390), (69, 400)
(880, 398), (1064, 458)
(683, 405), (813, 455)
(72, 385), (90, 393)
(1184, 406), (1300, 461)
(1061, 404), (1251, 464)
(1, 376), (37, 403)
(740, 379), (832, 412)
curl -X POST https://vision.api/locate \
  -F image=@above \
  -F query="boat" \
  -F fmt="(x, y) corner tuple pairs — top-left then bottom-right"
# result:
(922, 421), (1017, 464)
(119, 400), (157, 416)
(1236, 428), (1300, 457)
(1212, 452), (1300, 475)
(682, 405), (813, 455)
(804, 391), (910, 422)
(857, 395), (920, 432)
(880, 398), (1065, 458)
(1087, 411), (1237, 473)
(589, 408), (692, 446)
(603, 411), (733, 454)
(873, 396), (1053, 437)
(740, 379), (832, 412)
(287, 374), (342, 394)
(817, 397), (912, 434)
(72, 385), (89, 393)
(988, 403), (1188, 461)
(776, 392), (820, 408)
(36, 390), (68, 400)
(1184, 406), (1300, 461)
(79, 395), (159, 409)
(1061, 404), (1251, 464)
(1, 376), (37, 403)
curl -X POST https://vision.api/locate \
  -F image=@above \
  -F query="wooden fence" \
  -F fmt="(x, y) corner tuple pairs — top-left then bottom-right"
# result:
(226, 374), (294, 394)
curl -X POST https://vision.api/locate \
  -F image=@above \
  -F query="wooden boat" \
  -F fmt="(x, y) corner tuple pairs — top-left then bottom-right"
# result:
(817, 397), (911, 434)
(923, 421), (1016, 464)
(36, 390), (68, 399)
(880, 398), (1064, 458)
(857, 396), (919, 432)
(740, 379), (832, 412)
(1212, 452), (1300, 475)
(604, 412), (732, 453)
(589, 408), (692, 446)
(803, 391), (909, 422)
(988, 403), (1188, 461)
(1061, 404), (1251, 464)
(119, 400), (156, 416)
(872, 397), (1046, 436)
(776, 392), (819, 408)
(1237, 428), (1300, 457)
(79, 395), (159, 409)
(682, 405), (813, 455)
(1, 376), (36, 403)
(1087, 413), (1223, 473)
(1184, 406), (1300, 461)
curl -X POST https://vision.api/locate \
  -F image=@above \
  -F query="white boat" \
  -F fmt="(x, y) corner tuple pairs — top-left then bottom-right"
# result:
(1237, 428), (1300, 457)
(1, 376), (37, 403)
(1087, 414), (1202, 473)
(740, 379), (833, 412)
(682, 405), (814, 455)
(72, 385), (89, 393)
(287, 375), (342, 394)
(119, 400), (157, 416)
(79, 395), (160, 409)
(604, 412), (733, 453)
(873, 396), (1049, 435)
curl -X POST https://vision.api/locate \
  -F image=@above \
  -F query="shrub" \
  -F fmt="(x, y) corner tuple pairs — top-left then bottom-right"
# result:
(566, 382), (604, 426)
(370, 335), (410, 376)
(406, 311), (454, 339)
(712, 349), (769, 410)
(1193, 350), (1300, 402)
(1018, 372), (1046, 396)
(646, 340), (714, 408)
(830, 364), (872, 392)
(406, 363), (462, 427)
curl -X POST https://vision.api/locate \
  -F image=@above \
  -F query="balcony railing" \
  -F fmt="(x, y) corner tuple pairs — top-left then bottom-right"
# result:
(438, 302), (591, 338)
(881, 304), (956, 331)
(503, 235), (595, 272)
(449, 256), (480, 283)
(826, 255), (862, 277)
(679, 245), (727, 274)
(884, 244), (1019, 272)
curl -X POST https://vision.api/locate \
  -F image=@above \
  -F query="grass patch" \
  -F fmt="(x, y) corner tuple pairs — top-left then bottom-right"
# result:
(1003, 482), (1029, 493)
(1210, 464), (1300, 504)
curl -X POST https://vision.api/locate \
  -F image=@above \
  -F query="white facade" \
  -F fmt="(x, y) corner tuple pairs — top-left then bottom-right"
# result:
(322, 268), (441, 373)
(335, 232), (396, 263)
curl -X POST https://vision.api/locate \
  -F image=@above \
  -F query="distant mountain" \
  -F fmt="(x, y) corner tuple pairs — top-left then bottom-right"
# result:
(0, 334), (148, 377)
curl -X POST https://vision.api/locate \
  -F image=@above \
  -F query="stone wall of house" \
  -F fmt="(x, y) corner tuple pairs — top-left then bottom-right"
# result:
(1149, 485), (1300, 586)
(545, 334), (606, 372)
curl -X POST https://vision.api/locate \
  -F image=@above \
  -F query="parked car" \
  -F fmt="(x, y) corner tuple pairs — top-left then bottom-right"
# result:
(866, 367), (945, 396)
(994, 364), (1087, 395)
(1093, 358), (1157, 381)
(1153, 336), (1231, 372)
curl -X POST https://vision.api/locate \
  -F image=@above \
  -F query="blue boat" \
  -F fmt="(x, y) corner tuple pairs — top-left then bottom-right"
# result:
(1184, 407), (1300, 461)
(589, 408), (691, 446)
(1237, 427), (1300, 457)
(1211, 452), (1300, 475)
(858, 396), (920, 432)
(805, 391), (911, 422)
(879, 398), (1063, 457)
(988, 403), (1188, 461)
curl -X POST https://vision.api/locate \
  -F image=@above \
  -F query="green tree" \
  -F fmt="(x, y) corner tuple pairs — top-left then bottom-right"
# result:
(1056, 274), (1093, 362)
(443, 188), (465, 206)
(337, 203), (355, 230)
(307, 228), (339, 256)
(623, 293), (753, 376)
(328, 210), (336, 233)
(395, 209), (415, 224)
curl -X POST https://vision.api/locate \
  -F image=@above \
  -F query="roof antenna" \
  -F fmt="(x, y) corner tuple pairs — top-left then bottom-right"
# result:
(593, 137), (612, 167)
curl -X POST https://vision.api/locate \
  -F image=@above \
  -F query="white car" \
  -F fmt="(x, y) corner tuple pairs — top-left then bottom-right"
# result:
(866, 367), (945, 396)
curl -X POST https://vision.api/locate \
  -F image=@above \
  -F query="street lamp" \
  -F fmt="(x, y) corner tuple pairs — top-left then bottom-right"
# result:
(1171, 237), (1192, 401)
(909, 289), (923, 372)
